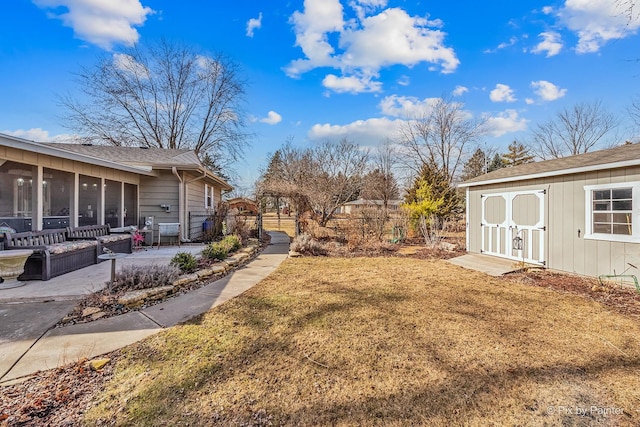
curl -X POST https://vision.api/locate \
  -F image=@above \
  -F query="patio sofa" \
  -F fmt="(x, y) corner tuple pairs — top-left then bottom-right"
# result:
(66, 225), (133, 262)
(3, 228), (98, 281)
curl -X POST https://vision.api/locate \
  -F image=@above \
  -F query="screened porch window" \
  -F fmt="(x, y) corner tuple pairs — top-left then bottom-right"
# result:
(585, 183), (640, 243)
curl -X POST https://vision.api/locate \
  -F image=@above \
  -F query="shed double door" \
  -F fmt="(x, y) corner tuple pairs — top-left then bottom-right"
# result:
(480, 190), (546, 266)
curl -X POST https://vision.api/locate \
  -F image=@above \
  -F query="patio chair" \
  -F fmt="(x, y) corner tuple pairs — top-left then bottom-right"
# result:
(157, 223), (181, 248)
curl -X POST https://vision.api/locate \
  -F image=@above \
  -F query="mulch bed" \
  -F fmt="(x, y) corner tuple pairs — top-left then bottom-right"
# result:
(503, 269), (640, 320)
(55, 237), (271, 328)
(0, 353), (121, 427)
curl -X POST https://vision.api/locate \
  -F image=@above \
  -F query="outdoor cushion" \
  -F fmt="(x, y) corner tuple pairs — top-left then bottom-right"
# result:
(46, 240), (98, 255)
(97, 234), (131, 243)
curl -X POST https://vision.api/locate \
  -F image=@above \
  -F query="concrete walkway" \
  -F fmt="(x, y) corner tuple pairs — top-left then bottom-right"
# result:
(0, 232), (290, 384)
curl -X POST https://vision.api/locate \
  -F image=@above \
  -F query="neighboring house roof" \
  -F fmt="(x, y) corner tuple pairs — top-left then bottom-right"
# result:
(344, 199), (403, 206)
(459, 143), (640, 188)
(227, 197), (257, 205)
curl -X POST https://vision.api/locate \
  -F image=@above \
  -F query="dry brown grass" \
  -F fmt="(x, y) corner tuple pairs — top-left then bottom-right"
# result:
(84, 258), (640, 426)
(262, 214), (296, 238)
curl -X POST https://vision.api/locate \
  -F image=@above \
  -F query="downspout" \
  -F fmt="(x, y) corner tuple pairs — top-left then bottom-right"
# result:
(172, 167), (184, 241)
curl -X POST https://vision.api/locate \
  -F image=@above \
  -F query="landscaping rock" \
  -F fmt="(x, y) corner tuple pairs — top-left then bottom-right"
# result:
(209, 265), (227, 274)
(289, 251), (301, 257)
(173, 273), (199, 286)
(81, 307), (102, 318)
(225, 257), (240, 267)
(87, 358), (110, 371)
(440, 242), (457, 252)
(118, 286), (174, 308)
(196, 268), (214, 278)
(90, 311), (107, 321)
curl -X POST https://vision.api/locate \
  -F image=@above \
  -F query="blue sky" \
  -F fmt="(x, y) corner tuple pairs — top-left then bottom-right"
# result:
(2, 0), (640, 189)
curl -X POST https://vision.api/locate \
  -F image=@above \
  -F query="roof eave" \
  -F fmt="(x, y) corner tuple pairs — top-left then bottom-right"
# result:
(1, 134), (156, 176)
(158, 164), (232, 191)
(458, 158), (640, 188)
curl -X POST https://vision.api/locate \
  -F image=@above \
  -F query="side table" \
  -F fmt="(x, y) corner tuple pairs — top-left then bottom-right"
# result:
(97, 252), (128, 293)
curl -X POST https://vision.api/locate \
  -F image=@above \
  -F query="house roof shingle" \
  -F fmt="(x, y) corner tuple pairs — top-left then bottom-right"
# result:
(41, 143), (201, 167)
(459, 143), (640, 188)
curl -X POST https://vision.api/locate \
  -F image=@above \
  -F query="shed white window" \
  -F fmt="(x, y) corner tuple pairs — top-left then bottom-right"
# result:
(584, 183), (640, 242)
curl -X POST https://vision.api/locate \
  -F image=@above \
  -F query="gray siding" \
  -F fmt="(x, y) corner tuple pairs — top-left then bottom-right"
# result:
(467, 165), (640, 278)
(139, 171), (179, 224)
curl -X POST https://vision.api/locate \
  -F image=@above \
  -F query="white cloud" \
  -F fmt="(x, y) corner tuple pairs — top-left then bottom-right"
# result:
(246, 12), (263, 37)
(525, 98), (535, 105)
(531, 31), (563, 57)
(286, 1), (458, 93)
(397, 75), (410, 86)
(453, 85), (469, 96)
(558, 0), (640, 53)
(350, 0), (387, 21)
(259, 111), (282, 125)
(322, 74), (382, 93)
(286, 0), (345, 76)
(542, 6), (554, 14)
(113, 53), (148, 78)
(308, 117), (404, 144)
(531, 80), (567, 101)
(483, 110), (528, 137)
(489, 84), (517, 103)
(33, 0), (153, 49)
(4, 128), (79, 142)
(378, 95), (439, 118)
(485, 36), (517, 53)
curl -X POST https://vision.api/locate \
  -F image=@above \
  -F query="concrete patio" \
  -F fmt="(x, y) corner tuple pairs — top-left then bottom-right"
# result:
(0, 232), (290, 384)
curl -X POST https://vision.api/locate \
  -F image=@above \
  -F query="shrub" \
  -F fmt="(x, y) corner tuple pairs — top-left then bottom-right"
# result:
(290, 233), (326, 256)
(226, 208), (252, 241)
(169, 251), (198, 273)
(202, 241), (229, 261)
(112, 264), (180, 292)
(222, 234), (242, 252)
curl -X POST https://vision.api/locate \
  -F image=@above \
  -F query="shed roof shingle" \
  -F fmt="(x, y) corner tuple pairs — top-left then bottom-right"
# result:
(460, 143), (640, 187)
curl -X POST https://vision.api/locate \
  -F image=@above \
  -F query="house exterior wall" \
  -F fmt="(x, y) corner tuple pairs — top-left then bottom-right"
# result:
(139, 171), (179, 225)
(466, 166), (640, 278)
(185, 174), (208, 216)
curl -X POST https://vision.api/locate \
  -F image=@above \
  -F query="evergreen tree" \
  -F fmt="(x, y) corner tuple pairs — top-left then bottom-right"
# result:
(461, 148), (487, 181)
(487, 153), (506, 172)
(502, 141), (535, 167)
(404, 163), (460, 220)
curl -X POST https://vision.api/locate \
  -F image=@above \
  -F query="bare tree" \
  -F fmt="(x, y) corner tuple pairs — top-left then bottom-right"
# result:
(62, 39), (250, 173)
(627, 97), (640, 141)
(531, 101), (617, 160)
(397, 97), (485, 184)
(360, 139), (400, 209)
(308, 139), (370, 226)
(259, 138), (369, 228)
